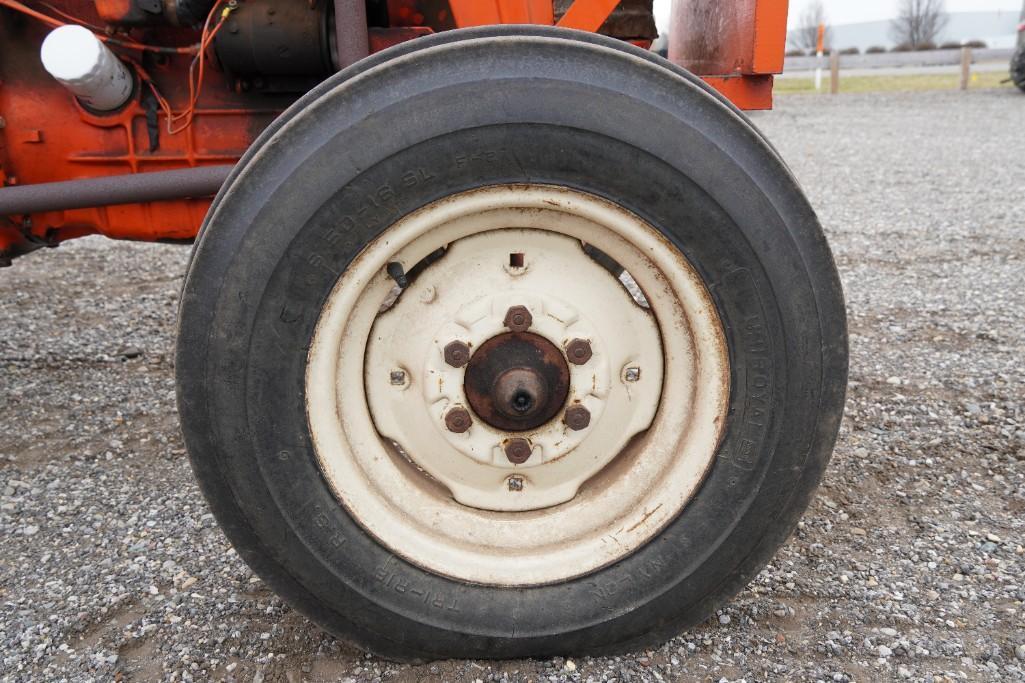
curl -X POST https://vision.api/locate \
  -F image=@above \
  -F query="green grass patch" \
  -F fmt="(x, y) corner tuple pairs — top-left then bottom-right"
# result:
(776, 69), (1014, 95)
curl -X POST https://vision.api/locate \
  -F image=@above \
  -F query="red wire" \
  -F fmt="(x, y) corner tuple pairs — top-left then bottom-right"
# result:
(166, 0), (231, 134)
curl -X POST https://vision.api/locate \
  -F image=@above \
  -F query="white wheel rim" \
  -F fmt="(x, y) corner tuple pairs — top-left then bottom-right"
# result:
(307, 185), (729, 586)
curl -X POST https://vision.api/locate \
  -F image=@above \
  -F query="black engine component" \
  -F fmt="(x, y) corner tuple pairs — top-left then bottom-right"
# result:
(174, 0), (218, 26)
(213, 0), (334, 79)
(94, 0), (216, 26)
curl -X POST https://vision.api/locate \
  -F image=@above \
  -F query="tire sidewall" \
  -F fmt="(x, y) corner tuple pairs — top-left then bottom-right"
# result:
(177, 37), (847, 659)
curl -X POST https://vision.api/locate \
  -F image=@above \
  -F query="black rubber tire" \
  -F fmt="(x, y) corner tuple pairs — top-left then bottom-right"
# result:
(196, 24), (785, 240)
(177, 30), (848, 660)
(1012, 46), (1025, 93)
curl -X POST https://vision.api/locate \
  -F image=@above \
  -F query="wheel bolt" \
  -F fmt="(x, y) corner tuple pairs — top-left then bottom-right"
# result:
(389, 370), (407, 386)
(504, 437), (532, 464)
(507, 475), (524, 492)
(443, 341), (471, 368)
(624, 367), (641, 382)
(564, 404), (591, 431)
(503, 305), (532, 332)
(565, 338), (592, 365)
(444, 407), (472, 433)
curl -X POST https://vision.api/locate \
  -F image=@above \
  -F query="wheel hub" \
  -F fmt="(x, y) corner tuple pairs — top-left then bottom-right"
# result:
(309, 185), (729, 583)
(464, 332), (570, 432)
(364, 225), (667, 511)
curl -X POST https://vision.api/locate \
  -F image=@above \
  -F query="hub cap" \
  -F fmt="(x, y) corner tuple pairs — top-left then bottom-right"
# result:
(464, 332), (570, 433)
(306, 185), (729, 585)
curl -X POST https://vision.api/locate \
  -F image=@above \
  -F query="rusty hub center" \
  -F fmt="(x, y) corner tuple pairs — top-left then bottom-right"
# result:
(463, 332), (571, 432)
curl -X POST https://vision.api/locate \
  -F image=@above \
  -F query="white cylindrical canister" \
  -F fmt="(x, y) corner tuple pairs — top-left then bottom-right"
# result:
(40, 25), (133, 112)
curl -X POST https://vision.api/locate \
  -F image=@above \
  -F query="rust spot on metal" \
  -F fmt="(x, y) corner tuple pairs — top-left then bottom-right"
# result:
(502, 305), (533, 332)
(504, 437), (532, 465)
(565, 338), (593, 365)
(444, 406), (472, 434)
(564, 404), (591, 431)
(464, 332), (570, 433)
(443, 340), (470, 368)
(626, 503), (664, 533)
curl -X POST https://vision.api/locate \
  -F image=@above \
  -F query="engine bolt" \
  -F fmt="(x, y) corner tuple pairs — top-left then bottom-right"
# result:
(504, 438), (533, 464)
(444, 407), (472, 434)
(624, 367), (641, 382)
(443, 341), (471, 368)
(564, 404), (591, 431)
(503, 305), (532, 332)
(565, 338), (592, 365)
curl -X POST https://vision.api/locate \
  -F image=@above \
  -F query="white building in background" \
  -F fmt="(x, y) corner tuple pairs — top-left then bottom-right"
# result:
(790, 10), (1022, 51)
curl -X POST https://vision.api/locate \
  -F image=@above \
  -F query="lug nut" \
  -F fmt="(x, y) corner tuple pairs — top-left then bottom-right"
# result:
(389, 369), (407, 386)
(443, 341), (471, 368)
(507, 475), (524, 492)
(444, 407), (472, 433)
(504, 437), (533, 464)
(624, 367), (641, 382)
(564, 404), (591, 431)
(565, 338), (592, 365)
(503, 305), (532, 332)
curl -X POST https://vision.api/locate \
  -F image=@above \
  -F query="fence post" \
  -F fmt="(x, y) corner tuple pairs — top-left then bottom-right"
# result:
(830, 50), (840, 94)
(814, 23), (825, 90)
(960, 46), (972, 90)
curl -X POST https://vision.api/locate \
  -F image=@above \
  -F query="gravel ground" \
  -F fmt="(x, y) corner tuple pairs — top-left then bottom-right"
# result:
(2, 89), (1024, 682)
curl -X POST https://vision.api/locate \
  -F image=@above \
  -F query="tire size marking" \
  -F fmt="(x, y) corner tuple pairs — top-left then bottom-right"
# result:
(313, 169), (436, 268)
(373, 559), (461, 612)
(453, 149), (509, 168)
(355, 184), (396, 217)
(401, 168), (435, 187)
(316, 184), (399, 254)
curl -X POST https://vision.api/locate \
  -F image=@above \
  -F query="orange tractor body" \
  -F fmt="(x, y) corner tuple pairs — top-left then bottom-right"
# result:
(0, 0), (789, 263)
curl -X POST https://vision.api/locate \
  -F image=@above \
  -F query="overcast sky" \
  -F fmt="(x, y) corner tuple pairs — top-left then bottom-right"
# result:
(652, 0), (1022, 32)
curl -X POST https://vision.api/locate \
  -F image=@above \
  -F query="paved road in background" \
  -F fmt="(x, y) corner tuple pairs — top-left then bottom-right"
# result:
(784, 47), (1014, 72)
(779, 60), (1012, 79)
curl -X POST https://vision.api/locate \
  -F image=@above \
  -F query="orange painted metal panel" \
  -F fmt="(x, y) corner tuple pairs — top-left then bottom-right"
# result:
(448, 0), (554, 26)
(702, 75), (774, 110)
(448, 0), (623, 32)
(752, 0), (789, 73)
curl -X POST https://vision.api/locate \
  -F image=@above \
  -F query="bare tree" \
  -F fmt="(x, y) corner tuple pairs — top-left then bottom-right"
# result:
(890, 0), (949, 49)
(789, 1), (832, 53)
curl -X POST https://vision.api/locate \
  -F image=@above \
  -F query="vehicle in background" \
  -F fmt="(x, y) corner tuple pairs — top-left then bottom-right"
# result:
(1012, 2), (1025, 91)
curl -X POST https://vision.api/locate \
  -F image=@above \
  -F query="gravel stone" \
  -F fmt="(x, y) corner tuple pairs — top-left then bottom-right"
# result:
(2, 89), (1024, 681)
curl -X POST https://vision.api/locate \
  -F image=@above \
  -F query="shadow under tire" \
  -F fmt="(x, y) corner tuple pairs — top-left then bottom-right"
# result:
(176, 30), (848, 660)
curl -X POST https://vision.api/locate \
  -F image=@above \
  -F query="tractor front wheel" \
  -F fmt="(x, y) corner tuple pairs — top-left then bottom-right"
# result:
(176, 27), (847, 660)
